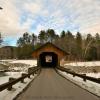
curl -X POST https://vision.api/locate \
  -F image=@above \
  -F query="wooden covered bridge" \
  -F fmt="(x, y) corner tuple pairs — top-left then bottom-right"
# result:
(32, 42), (69, 68)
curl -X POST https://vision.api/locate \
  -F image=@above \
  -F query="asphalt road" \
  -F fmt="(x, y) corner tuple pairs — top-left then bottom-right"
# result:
(16, 68), (99, 100)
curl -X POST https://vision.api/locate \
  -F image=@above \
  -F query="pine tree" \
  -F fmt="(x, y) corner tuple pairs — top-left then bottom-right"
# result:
(76, 32), (83, 60)
(31, 33), (37, 46)
(38, 30), (46, 44)
(47, 29), (56, 42)
(65, 31), (75, 53)
(95, 33), (100, 60)
(60, 30), (65, 38)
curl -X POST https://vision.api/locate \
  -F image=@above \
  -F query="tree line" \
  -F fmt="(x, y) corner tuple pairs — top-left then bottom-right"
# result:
(0, 29), (100, 61)
(16, 29), (59, 59)
(16, 29), (100, 61)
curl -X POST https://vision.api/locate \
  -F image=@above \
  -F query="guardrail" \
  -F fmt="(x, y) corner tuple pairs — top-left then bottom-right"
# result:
(0, 66), (41, 92)
(57, 66), (100, 84)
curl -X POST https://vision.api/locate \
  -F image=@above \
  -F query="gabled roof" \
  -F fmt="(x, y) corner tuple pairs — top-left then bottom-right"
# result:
(33, 42), (69, 55)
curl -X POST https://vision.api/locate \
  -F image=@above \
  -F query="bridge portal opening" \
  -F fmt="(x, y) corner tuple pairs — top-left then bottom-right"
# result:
(39, 52), (58, 68)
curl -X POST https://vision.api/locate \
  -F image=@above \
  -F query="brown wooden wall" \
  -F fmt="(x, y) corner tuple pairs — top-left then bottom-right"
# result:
(32, 44), (67, 61)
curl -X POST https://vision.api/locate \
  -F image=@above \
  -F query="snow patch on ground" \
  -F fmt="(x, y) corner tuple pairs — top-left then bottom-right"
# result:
(65, 61), (100, 67)
(0, 60), (37, 85)
(0, 60), (38, 100)
(0, 60), (37, 67)
(0, 72), (23, 84)
(58, 70), (100, 97)
(86, 73), (100, 78)
(10, 60), (37, 67)
(64, 61), (100, 73)
(0, 74), (37, 100)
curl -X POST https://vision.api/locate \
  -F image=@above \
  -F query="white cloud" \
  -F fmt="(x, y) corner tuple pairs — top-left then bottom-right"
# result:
(0, 0), (20, 36)
(0, 0), (100, 42)
(81, 24), (100, 35)
(24, 1), (42, 15)
(0, 0), (38, 38)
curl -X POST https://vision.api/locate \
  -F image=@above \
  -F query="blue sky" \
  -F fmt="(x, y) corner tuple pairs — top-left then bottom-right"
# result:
(0, 0), (100, 46)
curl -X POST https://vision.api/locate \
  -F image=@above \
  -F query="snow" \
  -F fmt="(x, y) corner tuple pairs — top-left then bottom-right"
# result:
(10, 60), (37, 67)
(0, 60), (38, 100)
(0, 59), (37, 67)
(0, 74), (37, 100)
(65, 61), (100, 67)
(1, 60), (99, 99)
(0, 72), (22, 84)
(58, 70), (100, 97)
(64, 61), (100, 74)
(62, 61), (100, 96)
(0, 59), (37, 73)
(86, 73), (100, 78)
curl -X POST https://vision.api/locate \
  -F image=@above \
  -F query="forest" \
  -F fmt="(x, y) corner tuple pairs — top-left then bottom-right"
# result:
(0, 29), (100, 61)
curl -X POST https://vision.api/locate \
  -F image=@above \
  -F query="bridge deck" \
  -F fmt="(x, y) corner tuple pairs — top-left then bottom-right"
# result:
(16, 68), (99, 100)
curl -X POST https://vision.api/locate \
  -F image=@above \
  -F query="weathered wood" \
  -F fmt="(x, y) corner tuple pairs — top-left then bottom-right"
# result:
(0, 67), (40, 92)
(21, 73), (27, 83)
(32, 42), (69, 60)
(28, 67), (37, 74)
(57, 66), (100, 84)
(7, 77), (16, 91)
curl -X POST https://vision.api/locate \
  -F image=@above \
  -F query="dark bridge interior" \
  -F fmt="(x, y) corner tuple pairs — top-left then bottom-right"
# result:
(39, 52), (58, 68)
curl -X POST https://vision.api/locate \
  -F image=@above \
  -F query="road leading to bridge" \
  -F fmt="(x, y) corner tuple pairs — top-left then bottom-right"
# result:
(16, 68), (99, 100)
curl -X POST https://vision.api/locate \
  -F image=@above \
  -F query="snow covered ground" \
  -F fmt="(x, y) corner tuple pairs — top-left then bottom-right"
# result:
(0, 59), (37, 67)
(0, 74), (37, 100)
(86, 73), (100, 78)
(65, 61), (100, 67)
(60, 61), (100, 96)
(0, 60), (100, 99)
(0, 72), (23, 84)
(64, 61), (100, 77)
(58, 70), (100, 97)
(10, 60), (37, 67)
(0, 60), (37, 72)
(0, 60), (38, 100)
(0, 60), (37, 84)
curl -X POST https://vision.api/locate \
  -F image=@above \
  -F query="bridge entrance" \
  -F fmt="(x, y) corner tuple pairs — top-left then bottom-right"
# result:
(32, 42), (69, 68)
(39, 52), (58, 68)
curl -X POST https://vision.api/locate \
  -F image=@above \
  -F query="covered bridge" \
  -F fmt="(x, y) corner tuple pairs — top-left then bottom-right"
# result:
(32, 42), (69, 68)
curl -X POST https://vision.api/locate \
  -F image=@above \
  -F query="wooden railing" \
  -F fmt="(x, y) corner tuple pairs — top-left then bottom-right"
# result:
(57, 66), (100, 84)
(0, 66), (41, 92)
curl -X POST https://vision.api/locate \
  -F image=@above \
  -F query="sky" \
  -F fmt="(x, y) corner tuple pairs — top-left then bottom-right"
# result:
(0, 0), (100, 46)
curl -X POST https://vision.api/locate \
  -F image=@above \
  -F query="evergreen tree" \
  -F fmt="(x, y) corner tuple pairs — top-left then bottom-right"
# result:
(86, 46), (97, 61)
(85, 34), (93, 45)
(84, 34), (95, 60)
(66, 31), (74, 40)
(95, 33), (100, 42)
(76, 32), (83, 60)
(17, 37), (24, 47)
(47, 29), (56, 42)
(95, 33), (100, 60)
(38, 30), (46, 44)
(23, 32), (31, 44)
(17, 32), (33, 59)
(60, 30), (65, 38)
(31, 33), (37, 47)
(65, 31), (75, 53)
(16, 30), (100, 60)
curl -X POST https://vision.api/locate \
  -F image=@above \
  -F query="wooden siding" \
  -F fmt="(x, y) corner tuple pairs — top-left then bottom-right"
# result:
(32, 43), (69, 60)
